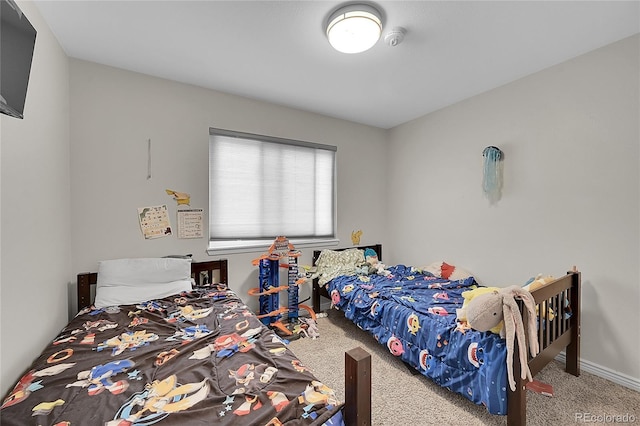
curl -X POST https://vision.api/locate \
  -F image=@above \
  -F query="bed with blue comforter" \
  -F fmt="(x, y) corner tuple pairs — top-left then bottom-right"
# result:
(312, 245), (582, 425)
(327, 263), (510, 415)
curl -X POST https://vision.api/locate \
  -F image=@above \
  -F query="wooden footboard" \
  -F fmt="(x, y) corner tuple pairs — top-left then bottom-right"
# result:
(508, 269), (581, 426)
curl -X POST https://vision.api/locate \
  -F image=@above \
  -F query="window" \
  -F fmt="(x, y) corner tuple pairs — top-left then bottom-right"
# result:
(207, 128), (337, 255)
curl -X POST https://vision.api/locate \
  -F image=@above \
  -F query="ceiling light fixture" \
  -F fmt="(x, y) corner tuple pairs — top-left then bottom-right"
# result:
(326, 4), (383, 54)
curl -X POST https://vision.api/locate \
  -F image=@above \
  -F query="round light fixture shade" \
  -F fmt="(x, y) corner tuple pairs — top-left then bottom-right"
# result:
(326, 4), (382, 54)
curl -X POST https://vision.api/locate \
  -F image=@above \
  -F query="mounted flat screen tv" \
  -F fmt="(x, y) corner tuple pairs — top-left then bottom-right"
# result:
(1, 0), (37, 119)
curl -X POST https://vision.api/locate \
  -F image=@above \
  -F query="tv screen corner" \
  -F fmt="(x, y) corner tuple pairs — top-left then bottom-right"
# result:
(1, 0), (37, 119)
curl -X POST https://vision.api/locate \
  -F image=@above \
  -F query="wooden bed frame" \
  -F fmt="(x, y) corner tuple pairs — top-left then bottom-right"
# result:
(312, 245), (581, 426)
(312, 244), (383, 314)
(76, 259), (372, 426)
(77, 259), (230, 310)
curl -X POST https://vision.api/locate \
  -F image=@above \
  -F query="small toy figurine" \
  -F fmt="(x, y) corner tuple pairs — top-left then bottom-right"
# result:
(299, 317), (319, 339)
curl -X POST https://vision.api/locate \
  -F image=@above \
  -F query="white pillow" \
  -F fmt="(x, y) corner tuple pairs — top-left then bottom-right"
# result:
(94, 258), (193, 308)
(423, 261), (445, 277)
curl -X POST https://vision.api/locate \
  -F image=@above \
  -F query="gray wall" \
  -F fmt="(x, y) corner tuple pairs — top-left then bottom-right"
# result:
(0, 1), (71, 394)
(69, 59), (388, 316)
(387, 35), (639, 382)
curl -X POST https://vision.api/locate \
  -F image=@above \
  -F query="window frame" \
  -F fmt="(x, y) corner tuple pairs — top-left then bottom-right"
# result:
(206, 127), (339, 256)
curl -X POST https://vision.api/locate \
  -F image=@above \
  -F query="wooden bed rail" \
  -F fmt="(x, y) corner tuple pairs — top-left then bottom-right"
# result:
(528, 269), (581, 377)
(508, 269), (581, 426)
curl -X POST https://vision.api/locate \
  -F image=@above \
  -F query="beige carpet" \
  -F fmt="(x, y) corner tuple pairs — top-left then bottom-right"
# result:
(288, 309), (640, 425)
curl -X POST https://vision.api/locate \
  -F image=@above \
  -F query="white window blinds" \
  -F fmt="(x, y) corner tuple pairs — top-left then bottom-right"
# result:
(208, 128), (337, 254)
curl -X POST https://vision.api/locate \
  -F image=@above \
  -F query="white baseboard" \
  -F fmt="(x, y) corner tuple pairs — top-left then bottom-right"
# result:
(556, 353), (640, 392)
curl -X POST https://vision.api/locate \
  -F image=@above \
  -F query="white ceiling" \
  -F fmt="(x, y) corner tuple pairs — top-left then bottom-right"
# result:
(34, 1), (639, 129)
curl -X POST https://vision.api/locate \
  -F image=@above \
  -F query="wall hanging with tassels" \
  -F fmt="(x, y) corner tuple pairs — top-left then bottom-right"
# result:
(482, 146), (504, 204)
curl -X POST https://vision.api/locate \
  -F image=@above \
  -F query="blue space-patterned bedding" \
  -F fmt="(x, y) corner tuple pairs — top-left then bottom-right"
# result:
(327, 265), (509, 415)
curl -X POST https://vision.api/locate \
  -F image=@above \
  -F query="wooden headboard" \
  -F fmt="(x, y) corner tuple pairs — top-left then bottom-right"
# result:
(77, 259), (228, 311)
(311, 244), (382, 313)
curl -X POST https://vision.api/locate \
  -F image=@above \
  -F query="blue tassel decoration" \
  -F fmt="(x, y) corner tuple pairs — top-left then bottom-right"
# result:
(482, 146), (503, 204)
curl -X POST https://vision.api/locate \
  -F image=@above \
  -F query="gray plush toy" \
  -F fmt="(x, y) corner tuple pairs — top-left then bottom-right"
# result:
(465, 285), (540, 391)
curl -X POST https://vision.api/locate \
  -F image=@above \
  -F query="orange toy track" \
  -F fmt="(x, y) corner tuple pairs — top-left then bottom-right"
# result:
(248, 286), (289, 297)
(298, 304), (317, 320)
(247, 279), (306, 297)
(271, 321), (292, 335)
(268, 305), (317, 336)
(255, 304), (317, 321)
(256, 306), (289, 319)
(250, 237), (316, 336)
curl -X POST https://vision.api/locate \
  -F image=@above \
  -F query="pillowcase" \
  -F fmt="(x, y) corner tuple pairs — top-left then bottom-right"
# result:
(94, 258), (193, 308)
(314, 248), (365, 285)
(423, 261), (473, 280)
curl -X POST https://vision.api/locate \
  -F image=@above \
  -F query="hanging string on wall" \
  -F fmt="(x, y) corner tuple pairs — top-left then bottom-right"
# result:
(147, 138), (152, 180)
(482, 146), (504, 204)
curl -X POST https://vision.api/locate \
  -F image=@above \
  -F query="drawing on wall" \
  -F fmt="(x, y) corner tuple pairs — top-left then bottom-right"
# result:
(165, 189), (191, 206)
(177, 209), (204, 239)
(138, 205), (172, 239)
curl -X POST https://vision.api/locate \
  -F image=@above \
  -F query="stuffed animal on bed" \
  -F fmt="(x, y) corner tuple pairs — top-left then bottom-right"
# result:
(463, 286), (540, 392)
(456, 287), (504, 335)
(363, 249), (391, 277)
